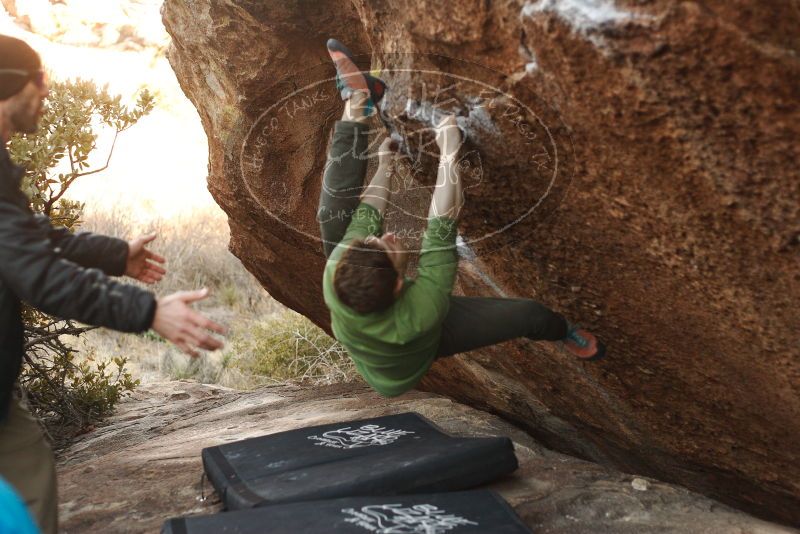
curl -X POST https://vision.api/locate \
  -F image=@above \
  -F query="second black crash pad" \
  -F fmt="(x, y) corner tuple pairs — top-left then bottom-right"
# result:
(162, 490), (532, 534)
(202, 412), (518, 510)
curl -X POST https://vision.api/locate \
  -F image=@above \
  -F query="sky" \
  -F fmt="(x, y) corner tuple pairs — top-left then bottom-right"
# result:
(0, 0), (216, 220)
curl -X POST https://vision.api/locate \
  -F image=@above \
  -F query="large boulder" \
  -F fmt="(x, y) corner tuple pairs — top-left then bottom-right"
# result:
(161, 0), (800, 525)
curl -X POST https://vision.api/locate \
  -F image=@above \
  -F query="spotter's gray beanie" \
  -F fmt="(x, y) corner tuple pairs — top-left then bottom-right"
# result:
(0, 35), (41, 100)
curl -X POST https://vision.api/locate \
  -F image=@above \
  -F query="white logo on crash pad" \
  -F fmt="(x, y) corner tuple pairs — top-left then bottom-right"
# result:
(341, 503), (478, 533)
(307, 424), (414, 449)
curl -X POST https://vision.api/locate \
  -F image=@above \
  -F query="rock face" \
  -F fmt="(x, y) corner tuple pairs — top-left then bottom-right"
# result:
(161, 0), (800, 525)
(58, 381), (797, 533)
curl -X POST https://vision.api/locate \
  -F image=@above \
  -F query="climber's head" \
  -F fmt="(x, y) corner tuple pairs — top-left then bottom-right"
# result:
(333, 232), (408, 314)
(0, 35), (48, 140)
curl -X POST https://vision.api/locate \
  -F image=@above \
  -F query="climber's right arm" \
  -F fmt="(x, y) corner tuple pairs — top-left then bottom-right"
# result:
(428, 154), (463, 221)
(360, 138), (396, 216)
(428, 116), (464, 220)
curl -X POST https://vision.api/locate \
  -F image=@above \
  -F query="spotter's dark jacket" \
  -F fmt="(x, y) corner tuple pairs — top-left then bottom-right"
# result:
(0, 143), (156, 422)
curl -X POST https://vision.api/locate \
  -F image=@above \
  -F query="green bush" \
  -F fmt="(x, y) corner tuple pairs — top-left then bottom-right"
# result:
(24, 350), (139, 446)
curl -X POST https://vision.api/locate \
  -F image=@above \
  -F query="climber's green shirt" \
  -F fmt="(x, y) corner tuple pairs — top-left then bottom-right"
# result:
(322, 202), (459, 397)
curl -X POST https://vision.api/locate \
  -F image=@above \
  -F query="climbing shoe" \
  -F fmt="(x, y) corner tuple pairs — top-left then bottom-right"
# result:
(327, 38), (386, 108)
(562, 324), (606, 361)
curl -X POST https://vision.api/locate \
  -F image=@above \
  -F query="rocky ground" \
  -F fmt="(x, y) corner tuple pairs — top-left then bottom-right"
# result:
(58, 381), (796, 533)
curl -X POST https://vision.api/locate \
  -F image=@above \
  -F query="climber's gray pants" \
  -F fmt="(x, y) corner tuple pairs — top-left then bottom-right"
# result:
(318, 120), (569, 356)
(318, 120), (371, 259)
(435, 296), (568, 357)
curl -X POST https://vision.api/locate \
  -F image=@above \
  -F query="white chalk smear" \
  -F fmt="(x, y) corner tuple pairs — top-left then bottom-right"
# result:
(405, 98), (500, 138)
(204, 70), (226, 100)
(463, 104), (501, 137)
(523, 0), (637, 33)
(518, 43), (539, 74)
(457, 235), (508, 297)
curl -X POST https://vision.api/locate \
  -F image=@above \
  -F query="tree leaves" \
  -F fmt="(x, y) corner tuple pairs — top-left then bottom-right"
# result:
(8, 78), (154, 220)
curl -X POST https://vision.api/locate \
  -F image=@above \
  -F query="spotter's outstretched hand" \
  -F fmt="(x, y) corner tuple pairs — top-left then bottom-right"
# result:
(152, 288), (226, 358)
(126, 233), (166, 284)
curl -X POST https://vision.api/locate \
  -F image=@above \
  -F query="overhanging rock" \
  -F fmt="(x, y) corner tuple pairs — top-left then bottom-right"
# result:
(162, 0), (800, 525)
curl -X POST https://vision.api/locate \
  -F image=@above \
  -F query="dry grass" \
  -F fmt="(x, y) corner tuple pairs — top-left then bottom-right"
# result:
(231, 310), (357, 386)
(69, 206), (356, 389)
(80, 206), (267, 300)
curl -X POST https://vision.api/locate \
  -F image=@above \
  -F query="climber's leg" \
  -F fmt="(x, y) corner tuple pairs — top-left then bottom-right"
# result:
(318, 91), (373, 259)
(319, 37), (389, 258)
(435, 296), (569, 357)
(436, 296), (605, 360)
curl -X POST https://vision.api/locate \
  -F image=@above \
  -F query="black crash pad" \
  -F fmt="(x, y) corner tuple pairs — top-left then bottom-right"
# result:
(162, 490), (532, 534)
(202, 412), (518, 510)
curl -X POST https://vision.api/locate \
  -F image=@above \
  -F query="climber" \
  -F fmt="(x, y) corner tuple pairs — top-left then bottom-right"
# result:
(319, 39), (606, 398)
(0, 35), (227, 534)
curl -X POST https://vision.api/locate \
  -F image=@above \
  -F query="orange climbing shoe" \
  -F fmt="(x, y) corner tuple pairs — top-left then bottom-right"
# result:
(327, 38), (386, 107)
(562, 325), (606, 361)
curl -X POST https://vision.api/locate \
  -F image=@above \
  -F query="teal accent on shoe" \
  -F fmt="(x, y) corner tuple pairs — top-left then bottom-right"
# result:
(566, 325), (589, 348)
(335, 72), (378, 115)
(335, 74), (353, 100)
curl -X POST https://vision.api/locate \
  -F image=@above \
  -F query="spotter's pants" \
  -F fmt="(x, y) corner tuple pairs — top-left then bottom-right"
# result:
(0, 396), (58, 534)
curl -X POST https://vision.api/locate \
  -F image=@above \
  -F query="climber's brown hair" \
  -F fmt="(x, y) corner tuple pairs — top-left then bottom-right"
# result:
(334, 238), (398, 314)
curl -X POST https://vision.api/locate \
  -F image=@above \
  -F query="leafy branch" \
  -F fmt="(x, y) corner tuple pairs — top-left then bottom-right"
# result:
(8, 78), (154, 218)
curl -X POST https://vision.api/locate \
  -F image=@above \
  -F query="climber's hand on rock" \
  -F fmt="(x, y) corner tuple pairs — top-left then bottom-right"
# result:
(152, 288), (226, 358)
